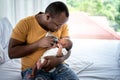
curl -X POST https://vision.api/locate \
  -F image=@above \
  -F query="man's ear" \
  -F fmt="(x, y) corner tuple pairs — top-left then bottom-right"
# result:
(45, 13), (51, 21)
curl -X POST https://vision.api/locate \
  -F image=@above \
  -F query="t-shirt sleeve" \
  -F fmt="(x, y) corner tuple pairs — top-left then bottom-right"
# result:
(61, 24), (69, 38)
(11, 19), (28, 42)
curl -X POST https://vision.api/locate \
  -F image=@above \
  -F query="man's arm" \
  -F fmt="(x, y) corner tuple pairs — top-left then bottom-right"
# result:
(8, 38), (38, 58)
(42, 49), (71, 72)
(8, 36), (56, 59)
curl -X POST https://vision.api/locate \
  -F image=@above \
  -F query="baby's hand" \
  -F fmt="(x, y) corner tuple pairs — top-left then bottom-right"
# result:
(57, 44), (62, 49)
(36, 60), (42, 70)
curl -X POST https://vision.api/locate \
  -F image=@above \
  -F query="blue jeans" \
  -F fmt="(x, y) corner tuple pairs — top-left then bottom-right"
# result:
(21, 63), (79, 80)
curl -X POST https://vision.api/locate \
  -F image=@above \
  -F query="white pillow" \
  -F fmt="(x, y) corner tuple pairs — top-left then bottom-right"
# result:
(0, 17), (12, 64)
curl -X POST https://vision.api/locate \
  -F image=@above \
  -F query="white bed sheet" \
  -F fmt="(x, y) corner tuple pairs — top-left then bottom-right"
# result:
(68, 39), (120, 80)
(0, 59), (22, 80)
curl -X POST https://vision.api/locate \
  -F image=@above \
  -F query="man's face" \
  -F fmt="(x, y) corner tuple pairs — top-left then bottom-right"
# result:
(46, 12), (68, 32)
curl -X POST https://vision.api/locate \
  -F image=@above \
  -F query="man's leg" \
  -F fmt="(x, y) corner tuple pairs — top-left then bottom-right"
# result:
(52, 63), (79, 80)
(35, 69), (51, 80)
(21, 68), (51, 80)
(21, 68), (34, 80)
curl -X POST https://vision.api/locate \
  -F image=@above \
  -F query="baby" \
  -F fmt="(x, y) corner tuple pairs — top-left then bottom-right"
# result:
(28, 37), (73, 78)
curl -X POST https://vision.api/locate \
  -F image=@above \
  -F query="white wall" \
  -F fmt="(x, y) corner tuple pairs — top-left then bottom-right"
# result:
(0, 0), (15, 26)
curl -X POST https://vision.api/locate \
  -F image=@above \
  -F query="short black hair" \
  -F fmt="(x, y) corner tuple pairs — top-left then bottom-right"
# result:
(45, 1), (69, 18)
(65, 39), (73, 51)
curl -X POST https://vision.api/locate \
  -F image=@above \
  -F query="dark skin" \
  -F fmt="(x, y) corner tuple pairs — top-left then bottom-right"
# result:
(8, 12), (71, 72)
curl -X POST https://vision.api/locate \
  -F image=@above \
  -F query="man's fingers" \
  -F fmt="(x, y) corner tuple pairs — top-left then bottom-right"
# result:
(44, 60), (50, 68)
(42, 59), (48, 66)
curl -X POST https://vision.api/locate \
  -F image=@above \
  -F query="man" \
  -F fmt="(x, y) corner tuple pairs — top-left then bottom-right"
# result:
(8, 1), (79, 80)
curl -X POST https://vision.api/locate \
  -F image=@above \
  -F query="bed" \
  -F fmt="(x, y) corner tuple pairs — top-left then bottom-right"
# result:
(0, 17), (120, 80)
(67, 39), (120, 80)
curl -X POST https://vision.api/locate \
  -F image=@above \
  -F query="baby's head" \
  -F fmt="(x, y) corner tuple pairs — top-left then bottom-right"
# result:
(59, 38), (73, 51)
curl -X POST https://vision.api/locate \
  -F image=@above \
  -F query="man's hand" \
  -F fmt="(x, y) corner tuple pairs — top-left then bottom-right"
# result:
(37, 36), (56, 48)
(42, 56), (63, 72)
(41, 50), (71, 72)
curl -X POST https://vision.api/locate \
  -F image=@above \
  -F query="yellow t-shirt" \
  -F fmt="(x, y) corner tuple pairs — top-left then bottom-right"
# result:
(11, 15), (69, 71)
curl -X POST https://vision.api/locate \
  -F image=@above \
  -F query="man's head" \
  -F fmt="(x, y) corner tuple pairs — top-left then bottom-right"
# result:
(44, 1), (69, 32)
(45, 1), (69, 18)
